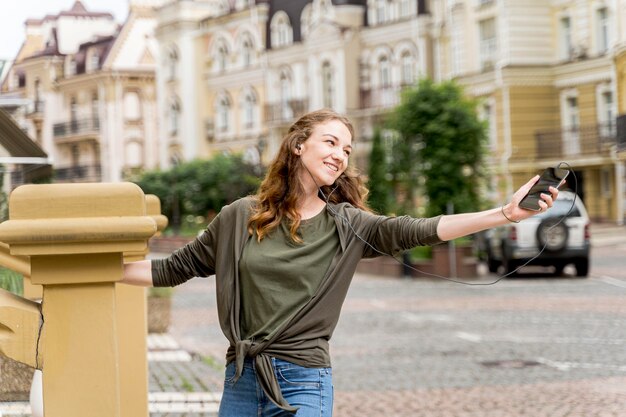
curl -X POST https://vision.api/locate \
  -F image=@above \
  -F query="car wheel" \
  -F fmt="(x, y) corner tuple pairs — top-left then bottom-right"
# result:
(536, 217), (569, 252)
(487, 258), (501, 273)
(575, 258), (589, 277)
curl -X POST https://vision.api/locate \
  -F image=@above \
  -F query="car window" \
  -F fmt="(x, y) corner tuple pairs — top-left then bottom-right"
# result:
(534, 198), (581, 219)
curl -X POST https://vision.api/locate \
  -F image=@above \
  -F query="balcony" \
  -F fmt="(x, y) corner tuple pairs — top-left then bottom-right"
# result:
(534, 122), (616, 161)
(360, 86), (403, 110)
(26, 101), (45, 118)
(53, 117), (100, 142)
(265, 99), (309, 124)
(54, 164), (102, 182)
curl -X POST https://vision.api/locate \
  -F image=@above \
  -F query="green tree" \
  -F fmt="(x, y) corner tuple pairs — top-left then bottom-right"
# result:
(367, 128), (390, 214)
(133, 153), (262, 234)
(390, 78), (487, 217)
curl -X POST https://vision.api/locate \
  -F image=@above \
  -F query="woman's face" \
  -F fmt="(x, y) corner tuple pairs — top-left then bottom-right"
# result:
(297, 119), (353, 190)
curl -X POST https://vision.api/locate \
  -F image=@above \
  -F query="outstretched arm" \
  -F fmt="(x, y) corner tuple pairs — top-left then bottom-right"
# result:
(122, 260), (154, 287)
(436, 175), (558, 242)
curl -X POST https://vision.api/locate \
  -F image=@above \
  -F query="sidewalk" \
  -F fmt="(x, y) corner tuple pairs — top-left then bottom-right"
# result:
(0, 334), (225, 417)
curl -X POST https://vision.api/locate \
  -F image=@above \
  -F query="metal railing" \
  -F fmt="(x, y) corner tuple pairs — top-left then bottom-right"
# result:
(53, 117), (100, 138)
(54, 164), (102, 182)
(617, 114), (626, 152)
(265, 99), (309, 124)
(360, 85), (404, 109)
(534, 122), (616, 160)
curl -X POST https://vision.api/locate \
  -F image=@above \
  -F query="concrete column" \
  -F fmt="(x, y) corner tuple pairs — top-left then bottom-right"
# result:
(116, 194), (168, 417)
(0, 183), (156, 417)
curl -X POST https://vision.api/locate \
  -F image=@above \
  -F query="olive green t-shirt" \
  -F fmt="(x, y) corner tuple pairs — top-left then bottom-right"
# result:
(239, 208), (339, 341)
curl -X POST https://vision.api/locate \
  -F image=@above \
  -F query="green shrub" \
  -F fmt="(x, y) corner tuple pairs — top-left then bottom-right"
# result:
(0, 267), (23, 296)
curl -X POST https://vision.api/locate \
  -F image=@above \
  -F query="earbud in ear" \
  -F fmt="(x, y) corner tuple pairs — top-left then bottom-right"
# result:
(296, 143), (301, 151)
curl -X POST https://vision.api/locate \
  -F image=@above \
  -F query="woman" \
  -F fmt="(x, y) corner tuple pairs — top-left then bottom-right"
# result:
(123, 109), (557, 416)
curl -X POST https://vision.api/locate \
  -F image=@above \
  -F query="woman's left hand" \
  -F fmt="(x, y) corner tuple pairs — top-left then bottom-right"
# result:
(502, 175), (559, 223)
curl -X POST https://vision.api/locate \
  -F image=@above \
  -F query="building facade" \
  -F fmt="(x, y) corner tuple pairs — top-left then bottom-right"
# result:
(0, 0), (162, 185)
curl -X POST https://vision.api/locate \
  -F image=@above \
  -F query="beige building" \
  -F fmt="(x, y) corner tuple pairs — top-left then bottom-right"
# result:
(433, 0), (622, 223)
(0, 0), (162, 185)
(154, 0), (623, 223)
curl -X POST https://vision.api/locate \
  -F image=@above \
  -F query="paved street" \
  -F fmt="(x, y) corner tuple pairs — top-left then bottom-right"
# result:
(167, 236), (626, 417)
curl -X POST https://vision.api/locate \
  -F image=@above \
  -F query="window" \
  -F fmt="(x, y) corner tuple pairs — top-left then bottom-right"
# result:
(378, 55), (391, 88)
(70, 96), (78, 123)
(280, 70), (293, 119)
(216, 40), (229, 72)
(125, 141), (143, 168)
(479, 101), (497, 151)
(169, 99), (180, 135)
(562, 94), (580, 155)
(376, 0), (388, 24)
(240, 34), (254, 67)
(479, 18), (496, 70)
(124, 91), (141, 121)
(400, 51), (415, 86)
(271, 12), (293, 48)
(322, 62), (334, 109)
(91, 92), (99, 119)
(89, 51), (100, 72)
(598, 90), (615, 137)
(301, 4), (312, 40)
(399, 0), (412, 18)
(216, 94), (231, 133)
(167, 47), (178, 80)
(596, 7), (610, 54)
(560, 16), (572, 60)
(242, 90), (257, 129)
(66, 57), (77, 77)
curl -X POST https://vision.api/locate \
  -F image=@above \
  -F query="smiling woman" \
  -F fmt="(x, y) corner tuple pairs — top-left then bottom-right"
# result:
(122, 108), (559, 417)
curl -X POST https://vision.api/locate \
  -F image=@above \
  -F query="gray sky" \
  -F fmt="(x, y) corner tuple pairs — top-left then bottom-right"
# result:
(0, 0), (129, 60)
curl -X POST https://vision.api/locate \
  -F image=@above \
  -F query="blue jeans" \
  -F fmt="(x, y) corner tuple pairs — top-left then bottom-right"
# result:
(218, 357), (333, 417)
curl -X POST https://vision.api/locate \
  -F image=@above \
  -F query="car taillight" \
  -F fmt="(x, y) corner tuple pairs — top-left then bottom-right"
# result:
(509, 226), (517, 241)
(584, 223), (590, 240)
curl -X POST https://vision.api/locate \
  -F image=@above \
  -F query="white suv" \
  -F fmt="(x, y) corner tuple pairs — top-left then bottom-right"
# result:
(484, 191), (591, 277)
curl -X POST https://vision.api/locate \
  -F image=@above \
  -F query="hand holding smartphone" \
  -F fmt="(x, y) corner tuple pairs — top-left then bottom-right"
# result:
(519, 167), (569, 211)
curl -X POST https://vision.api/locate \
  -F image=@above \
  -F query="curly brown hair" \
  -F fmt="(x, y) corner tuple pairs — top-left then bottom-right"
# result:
(248, 109), (370, 242)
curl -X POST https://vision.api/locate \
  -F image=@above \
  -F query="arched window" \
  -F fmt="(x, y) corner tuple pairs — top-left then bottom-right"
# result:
(280, 69), (293, 119)
(169, 99), (180, 135)
(376, 0), (389, 24)
(124, 91), (141, 121)
(400, 51), (415, 85)
(240, 33), (255, 67)
(378, 55), (391, 87)
(242, 89), (258, 129)
(125, 141), (143, 168)
(271, 11), (293, 48)
(301, 4), (312, 40)
(216, 94), (232, 133)
(215, 39), (229, 72)
(322, 61), (334, 109)
(167, 47), (178, 80)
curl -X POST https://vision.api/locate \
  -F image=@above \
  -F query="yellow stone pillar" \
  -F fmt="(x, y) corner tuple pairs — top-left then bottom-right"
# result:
(0, 183), (156, 417)
(116, 194), (168, 417)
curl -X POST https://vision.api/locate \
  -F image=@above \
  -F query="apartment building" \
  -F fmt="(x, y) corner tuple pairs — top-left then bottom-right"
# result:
(155, 0), (624, 223)
(433, 0), (622, 222)
(0, 0), (162, 185)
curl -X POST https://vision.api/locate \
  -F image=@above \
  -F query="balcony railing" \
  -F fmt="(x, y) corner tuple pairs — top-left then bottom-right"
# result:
(617, 114), (626, 152)
(27, 100), (45, 115)
(265, 99), (309, 124)
(54, 165), (102, 182)
(53, 118), (100, 138)
(360, 86), (403, 109)
(534, 122), (617, 160)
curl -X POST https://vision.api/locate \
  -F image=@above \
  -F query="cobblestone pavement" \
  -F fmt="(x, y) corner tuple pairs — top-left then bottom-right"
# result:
(167, 239), (626, 417)
(2, 225), (624, 417)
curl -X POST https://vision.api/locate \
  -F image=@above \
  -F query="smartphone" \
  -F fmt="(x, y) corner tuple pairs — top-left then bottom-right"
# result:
(519, 167), (570, 211)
